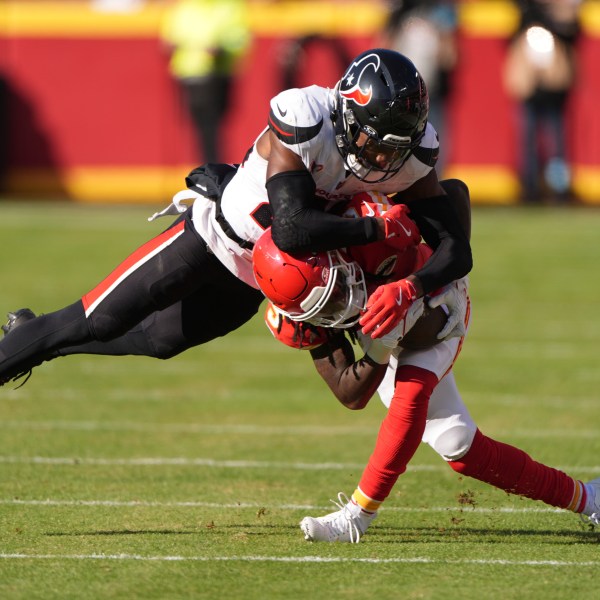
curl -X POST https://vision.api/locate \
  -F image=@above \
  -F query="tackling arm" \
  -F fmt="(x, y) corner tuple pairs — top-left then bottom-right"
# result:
(263, 132), (417, 253)
(397, 173), (473, 296)
(359, 176), (472, 339)
(264, 132), (381, 252)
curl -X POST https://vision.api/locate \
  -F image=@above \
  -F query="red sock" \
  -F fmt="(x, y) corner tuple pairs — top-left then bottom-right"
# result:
(449, 429), (583, 510)
(357, 366), (438, 503)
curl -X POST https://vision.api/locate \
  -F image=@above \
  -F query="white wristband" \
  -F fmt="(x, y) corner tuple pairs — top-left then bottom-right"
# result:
(357, 331), (393, 365)
(364, 339), (393, 365)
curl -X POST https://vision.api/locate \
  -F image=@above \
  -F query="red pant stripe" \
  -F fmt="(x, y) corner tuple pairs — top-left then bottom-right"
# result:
(82, 220), (186, 317)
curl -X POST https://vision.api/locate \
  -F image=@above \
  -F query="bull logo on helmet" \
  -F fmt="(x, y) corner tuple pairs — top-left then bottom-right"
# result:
(339, 53), (381, 107)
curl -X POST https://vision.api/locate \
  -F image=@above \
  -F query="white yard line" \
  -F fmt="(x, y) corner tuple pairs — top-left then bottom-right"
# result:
(0, 419), (596, 438)
(0, 498), (567, 514)
(0, 552), (597, 567)
(1, 455), (598, 474)
(0, 455), (418, 470)
(0, 420), (378, 435)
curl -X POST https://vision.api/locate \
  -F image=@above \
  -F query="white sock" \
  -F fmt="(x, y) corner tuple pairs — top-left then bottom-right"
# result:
(583, 482), (598, 515)
(346, 498), (377, 531)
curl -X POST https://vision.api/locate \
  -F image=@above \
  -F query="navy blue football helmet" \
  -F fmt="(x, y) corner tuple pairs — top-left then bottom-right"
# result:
(333, 49), (429, 182)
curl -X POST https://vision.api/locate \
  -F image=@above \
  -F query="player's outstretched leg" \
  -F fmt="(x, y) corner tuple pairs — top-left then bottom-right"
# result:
(0, 301), (90, 388)
(448, 429), (600, 525)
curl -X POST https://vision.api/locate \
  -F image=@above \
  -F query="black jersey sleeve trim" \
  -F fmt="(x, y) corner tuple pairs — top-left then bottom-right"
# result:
(268, 109), (324, 145)
(412, 143), (439, 168)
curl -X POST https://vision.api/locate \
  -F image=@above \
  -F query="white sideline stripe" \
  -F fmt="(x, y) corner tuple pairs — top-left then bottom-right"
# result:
(0, 498), (567, 514)
(0, 420), (378, 436)
(0, 455), (427, 471)
(84, 226), (185, 317)
(1, 456), (599, 474)
(1, 420), (598, 439)
(0, 553), (597, 567)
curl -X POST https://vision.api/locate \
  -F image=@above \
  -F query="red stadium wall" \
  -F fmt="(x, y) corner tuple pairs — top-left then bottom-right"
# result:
(0, 0), (599, 204)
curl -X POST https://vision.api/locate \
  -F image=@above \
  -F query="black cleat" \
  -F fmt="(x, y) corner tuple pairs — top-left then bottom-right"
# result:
(1, 308), (37, 388)
(2, 308), (37, 336)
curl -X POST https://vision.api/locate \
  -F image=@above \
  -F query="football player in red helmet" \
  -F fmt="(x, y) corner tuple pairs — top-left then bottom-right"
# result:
(252, 238), (367, 330)
(252, 193), (600, 543)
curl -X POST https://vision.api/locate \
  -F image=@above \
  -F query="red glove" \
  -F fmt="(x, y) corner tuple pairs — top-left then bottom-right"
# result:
(359, 279), (419, 339)
(382, 204), (421, 250)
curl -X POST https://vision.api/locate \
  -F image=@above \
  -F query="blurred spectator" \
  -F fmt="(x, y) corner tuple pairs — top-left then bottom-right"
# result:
(160, 0), (250, 163)
(503, 0), (581, 202)
(378, 1), (458, 175)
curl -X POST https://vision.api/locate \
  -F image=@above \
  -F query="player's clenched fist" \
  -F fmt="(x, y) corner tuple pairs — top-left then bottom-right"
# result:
(359, 279), (419, 339)
(381, 204), (421, 250)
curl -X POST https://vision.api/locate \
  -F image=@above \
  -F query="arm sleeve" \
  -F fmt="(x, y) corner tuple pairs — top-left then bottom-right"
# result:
(267, 171), (380, 253)
(406, 195), (473, 294)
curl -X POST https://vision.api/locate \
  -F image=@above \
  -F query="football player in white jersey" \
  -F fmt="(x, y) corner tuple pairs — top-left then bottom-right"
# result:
(0, 49), (471, 387)
(252, 192), (600, 544)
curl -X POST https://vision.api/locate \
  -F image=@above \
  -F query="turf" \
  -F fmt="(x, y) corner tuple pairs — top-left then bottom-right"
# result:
(0, 200), (599, 599)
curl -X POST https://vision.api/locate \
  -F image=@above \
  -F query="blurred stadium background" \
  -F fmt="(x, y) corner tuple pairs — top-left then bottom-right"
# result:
(0, 0), (598, 206)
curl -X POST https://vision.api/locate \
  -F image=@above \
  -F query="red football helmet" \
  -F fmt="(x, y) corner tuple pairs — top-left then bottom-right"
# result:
(252, 229), (367, 328)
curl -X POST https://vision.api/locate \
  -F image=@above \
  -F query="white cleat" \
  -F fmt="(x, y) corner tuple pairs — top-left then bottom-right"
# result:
(299, 492), (377, 543)
(581, 477), (600, 526)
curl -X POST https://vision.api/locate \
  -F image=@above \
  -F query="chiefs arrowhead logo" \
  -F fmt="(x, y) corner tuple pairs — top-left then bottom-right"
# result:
(339, 53), (381, 107)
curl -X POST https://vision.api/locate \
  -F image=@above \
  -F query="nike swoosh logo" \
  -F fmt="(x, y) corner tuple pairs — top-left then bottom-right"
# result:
(396, 288), (403, 306)
(276, 104), (287, 117)
(362, 201), (375, 217)
(399, 222), (412, 237)
(195, 183), (208, 191)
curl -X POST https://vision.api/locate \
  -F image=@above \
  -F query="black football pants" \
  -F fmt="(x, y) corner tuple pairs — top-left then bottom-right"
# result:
(0, 211), (264, 382)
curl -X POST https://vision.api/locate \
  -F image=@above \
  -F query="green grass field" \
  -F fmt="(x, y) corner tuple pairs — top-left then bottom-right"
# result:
(0, 200), (599, 599)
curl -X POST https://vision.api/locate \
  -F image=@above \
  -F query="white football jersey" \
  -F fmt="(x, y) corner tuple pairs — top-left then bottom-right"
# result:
(191, 85), (439, 288)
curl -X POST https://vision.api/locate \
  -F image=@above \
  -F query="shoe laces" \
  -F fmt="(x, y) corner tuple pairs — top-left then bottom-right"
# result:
(327, 492), (362, 543)
(0, 369), (33, 390)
